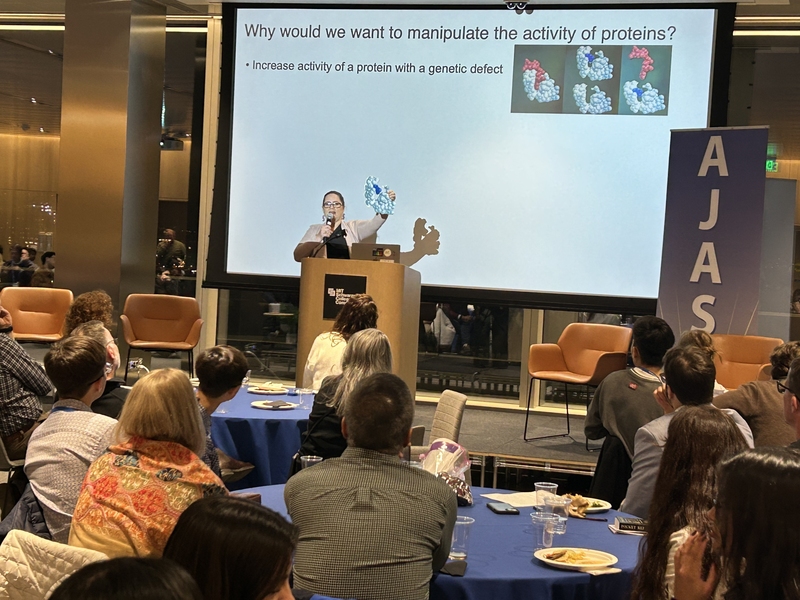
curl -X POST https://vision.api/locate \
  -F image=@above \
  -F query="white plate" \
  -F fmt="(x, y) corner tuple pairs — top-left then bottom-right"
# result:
(250, 400), (298, 410)
(248, 386), (287, 396)
(534, 548), (618, 571)
(582, 498), (612, 514)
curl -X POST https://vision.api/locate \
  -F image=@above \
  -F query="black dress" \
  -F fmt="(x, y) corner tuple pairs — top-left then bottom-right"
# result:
(297, 375), (348, 460)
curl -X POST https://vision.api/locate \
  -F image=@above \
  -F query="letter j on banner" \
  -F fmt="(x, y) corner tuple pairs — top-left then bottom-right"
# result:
(656, 127), (768, 335)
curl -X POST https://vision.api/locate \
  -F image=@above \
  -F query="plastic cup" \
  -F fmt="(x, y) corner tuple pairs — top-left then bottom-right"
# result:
(544, 495), (572, 534)
(531, 513), (558, 551)
(534, 482), (558, 511)
(297, 388), (314, 410)
(300, 455), (323, 469)
(449, 516), (475, 560)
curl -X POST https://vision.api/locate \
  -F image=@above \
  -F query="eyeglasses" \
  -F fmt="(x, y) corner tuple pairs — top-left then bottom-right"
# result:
(322, 201), (343, 209)
(777, 380), (797, 395)
(242, 370), (251, 385)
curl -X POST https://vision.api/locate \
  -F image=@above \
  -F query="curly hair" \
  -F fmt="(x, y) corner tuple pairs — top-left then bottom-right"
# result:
(677, 329), (717, 361)
(65, 290), (114, 335)
(332, 294), (378, 340)
(770, 341), (800, 380)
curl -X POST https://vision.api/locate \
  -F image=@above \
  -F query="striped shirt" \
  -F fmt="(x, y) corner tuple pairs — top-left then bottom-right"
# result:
(285, 447), (457, 600)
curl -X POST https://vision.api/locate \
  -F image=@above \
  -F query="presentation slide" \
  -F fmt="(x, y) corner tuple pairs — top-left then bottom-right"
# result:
(225, 6), (717, 299)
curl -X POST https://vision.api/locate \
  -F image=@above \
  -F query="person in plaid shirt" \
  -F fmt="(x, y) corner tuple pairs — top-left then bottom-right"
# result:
(0, 302), (51, 460)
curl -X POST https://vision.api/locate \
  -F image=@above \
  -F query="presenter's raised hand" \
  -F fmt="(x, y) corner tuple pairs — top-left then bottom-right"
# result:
(320, 224), (333, 239)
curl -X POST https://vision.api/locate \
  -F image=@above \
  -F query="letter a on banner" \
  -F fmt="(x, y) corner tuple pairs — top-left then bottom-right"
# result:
(697, 136), (729, 177)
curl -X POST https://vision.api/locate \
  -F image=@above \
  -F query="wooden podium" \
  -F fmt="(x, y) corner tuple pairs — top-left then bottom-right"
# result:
(296, 258), (421, 394)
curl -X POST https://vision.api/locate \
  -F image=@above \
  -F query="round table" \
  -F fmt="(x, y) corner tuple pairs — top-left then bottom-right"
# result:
(210, 387), (311, 490)
(245, 483), (641, 600)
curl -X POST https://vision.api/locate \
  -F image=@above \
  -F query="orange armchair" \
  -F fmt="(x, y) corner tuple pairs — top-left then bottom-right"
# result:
(0, 287), (73, 343)
(711, 334), (782, 391)
(525, 323), (631, 442)
(121, 294), (203, 381)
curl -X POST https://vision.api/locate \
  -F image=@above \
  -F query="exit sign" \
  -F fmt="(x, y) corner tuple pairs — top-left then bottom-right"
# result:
(766, 158), (779, 173)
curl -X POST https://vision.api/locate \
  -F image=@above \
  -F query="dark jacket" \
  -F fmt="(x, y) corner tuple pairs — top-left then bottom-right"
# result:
(0, 484), (51, 543)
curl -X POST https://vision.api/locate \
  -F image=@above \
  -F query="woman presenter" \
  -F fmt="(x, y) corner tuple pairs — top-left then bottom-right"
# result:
(293, 189), (395, 261)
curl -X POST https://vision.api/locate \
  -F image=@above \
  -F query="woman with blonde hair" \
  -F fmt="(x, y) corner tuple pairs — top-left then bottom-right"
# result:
(297, 328), (392, 462)
(69, 369), (226, 558)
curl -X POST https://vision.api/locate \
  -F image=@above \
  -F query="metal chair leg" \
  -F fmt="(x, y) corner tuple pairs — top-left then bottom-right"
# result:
(189, 350), (194, 378)
(584, 384), (601, 452)
(124, 346), (131, 383)
(523, 378), (571, 442)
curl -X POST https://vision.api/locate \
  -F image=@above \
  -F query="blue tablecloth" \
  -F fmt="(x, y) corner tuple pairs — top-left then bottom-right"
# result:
(245, 484), (642, 600)
(210, 388), (311, 490)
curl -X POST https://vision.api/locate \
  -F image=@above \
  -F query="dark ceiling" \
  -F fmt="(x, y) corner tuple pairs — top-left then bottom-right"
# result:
(0, 27), (203, 137)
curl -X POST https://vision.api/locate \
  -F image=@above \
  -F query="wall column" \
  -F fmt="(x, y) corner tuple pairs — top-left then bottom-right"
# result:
(57, 0), (166, 321)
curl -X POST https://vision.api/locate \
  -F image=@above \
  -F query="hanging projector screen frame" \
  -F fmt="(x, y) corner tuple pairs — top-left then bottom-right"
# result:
(205, 2), (735, 313)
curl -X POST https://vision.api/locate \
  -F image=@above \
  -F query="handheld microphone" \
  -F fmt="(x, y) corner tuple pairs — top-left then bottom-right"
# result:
(323, 212), (334, 242)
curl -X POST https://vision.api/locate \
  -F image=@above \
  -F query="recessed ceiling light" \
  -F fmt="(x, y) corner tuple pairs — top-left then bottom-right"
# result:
(30, 97), (36, 103)
(39, 127), (44, 133)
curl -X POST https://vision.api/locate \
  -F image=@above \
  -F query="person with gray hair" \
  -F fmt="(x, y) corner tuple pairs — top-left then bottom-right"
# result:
(297, 328), (392, 461)
(70, 320), (128, 419)
(285, 373), (457, 600)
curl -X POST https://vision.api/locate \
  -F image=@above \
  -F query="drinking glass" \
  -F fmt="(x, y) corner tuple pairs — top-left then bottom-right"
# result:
(531, 513), (558, 551)
(449, 516), (475, 560)
(544, 495), (572, 534)
(300, 455), (323, 469)
(534, 482), (558, 511)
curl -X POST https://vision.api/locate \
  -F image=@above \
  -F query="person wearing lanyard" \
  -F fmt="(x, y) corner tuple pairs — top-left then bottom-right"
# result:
(584, 316), (676, 461)
(24, 336), (117, 543)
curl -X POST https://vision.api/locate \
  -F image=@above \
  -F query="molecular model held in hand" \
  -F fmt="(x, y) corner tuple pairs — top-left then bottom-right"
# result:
(364, 176), (395, 215)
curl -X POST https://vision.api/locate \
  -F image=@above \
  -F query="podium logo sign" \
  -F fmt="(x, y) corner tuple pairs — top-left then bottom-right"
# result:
(657, 127), (768, 334)
(323, 274), (367, 320)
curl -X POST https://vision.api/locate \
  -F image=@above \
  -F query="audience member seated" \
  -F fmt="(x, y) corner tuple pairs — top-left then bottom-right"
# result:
(163, 496), (295, 600)
(64, 290), (114, 336)
(676, 330), (727, 396)
(673, 448), (800, 600)
(297, 328), (392, 463)
(620, 347), (754, 518)
(285, 373), (457, 600)
(302, 293), (378, 389)
(781, 355), (800, 451)
(713, 341), (800, 447)
(585, 316), (675, 459)
(194, 345), (254, 481)
(630, 405), (747, 600)
(69, 369), (227, 557)
(0, 302), (51, 461)
(49, 557), (203, 600)
(70, 320), (129, 419)
(30, 251), (55, 288)
(25, 337), (117, 543)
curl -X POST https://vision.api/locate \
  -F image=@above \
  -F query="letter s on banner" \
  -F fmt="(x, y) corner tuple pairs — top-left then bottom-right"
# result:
(692, 295), (716, 333)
